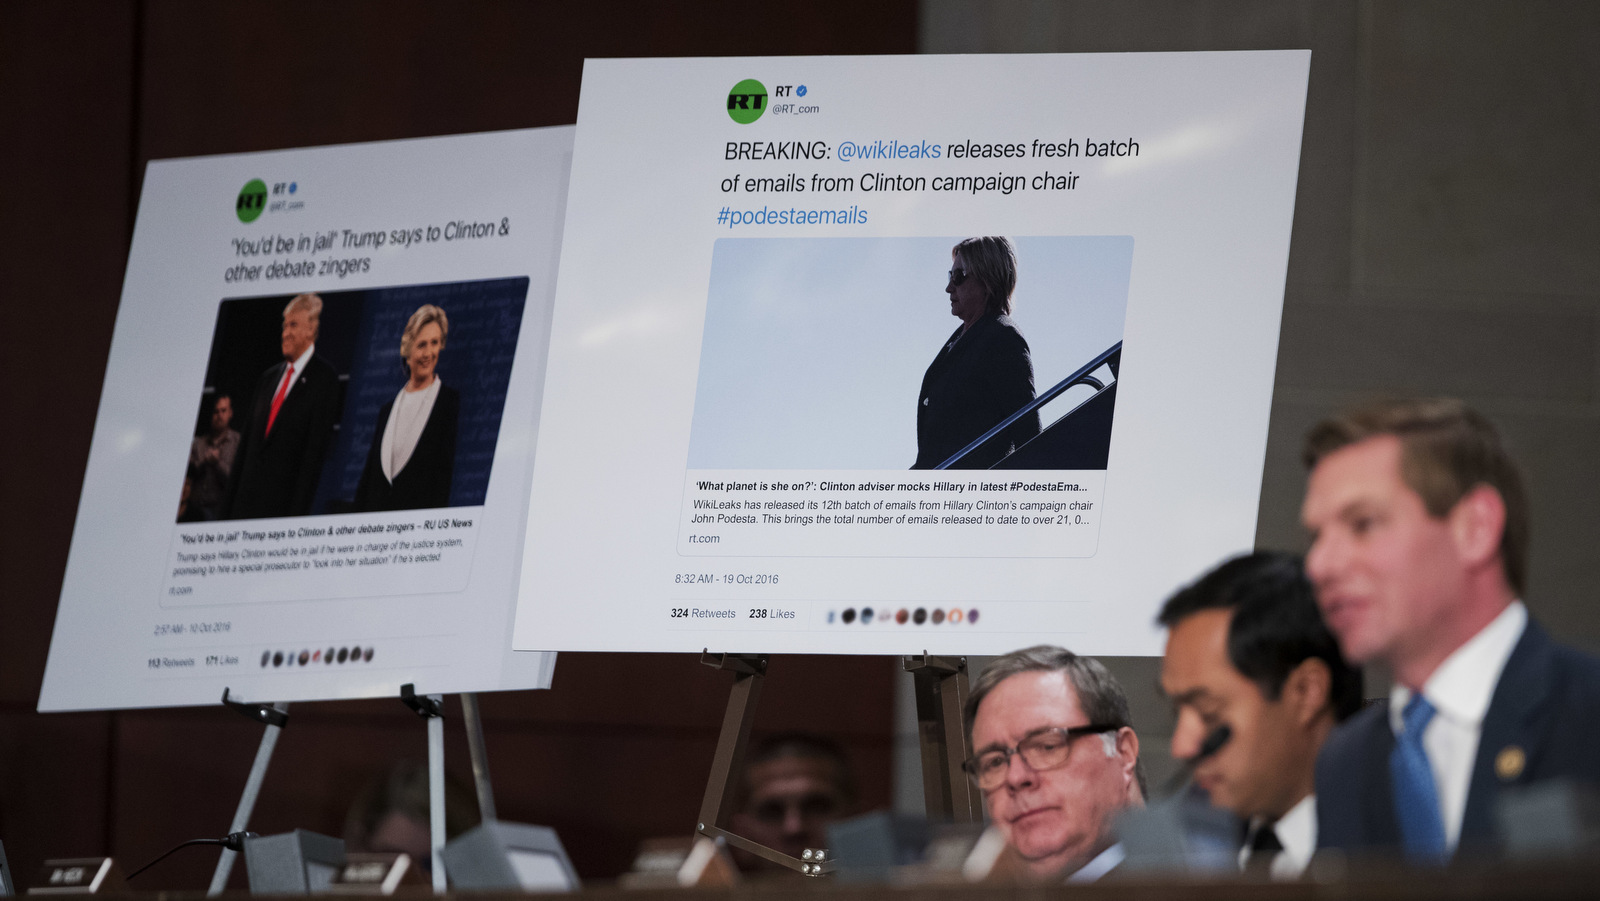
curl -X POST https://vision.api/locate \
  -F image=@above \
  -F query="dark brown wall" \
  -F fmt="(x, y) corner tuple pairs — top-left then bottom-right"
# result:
(0, 1), (917, 889)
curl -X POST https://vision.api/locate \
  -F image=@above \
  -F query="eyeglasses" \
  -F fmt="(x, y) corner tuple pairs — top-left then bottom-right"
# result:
(947, 266), (970, 286)
(961, 724), (1121, 791)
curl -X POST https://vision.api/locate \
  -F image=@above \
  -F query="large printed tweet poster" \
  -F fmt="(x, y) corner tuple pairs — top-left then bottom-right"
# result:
(39, 129), (571, 710)
(514, 53), (1308, 656)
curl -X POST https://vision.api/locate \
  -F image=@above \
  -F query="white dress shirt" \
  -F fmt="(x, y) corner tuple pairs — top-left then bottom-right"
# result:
(1066, 841), (1124, 883)
(1239, 793), (1316, 879)
(275, 344), (316, 404)
(380, 376), (442, 481)
(1389, 601), (1527, 851)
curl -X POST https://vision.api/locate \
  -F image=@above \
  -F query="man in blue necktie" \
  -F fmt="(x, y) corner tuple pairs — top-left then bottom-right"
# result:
(1300, 399), (1600, 863)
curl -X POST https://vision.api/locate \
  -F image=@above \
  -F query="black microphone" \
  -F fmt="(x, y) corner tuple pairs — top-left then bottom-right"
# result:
(127, 832), (257, 881)
(1161, 724), (1232, 798)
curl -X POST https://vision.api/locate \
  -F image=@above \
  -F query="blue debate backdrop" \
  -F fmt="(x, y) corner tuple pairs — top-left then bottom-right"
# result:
(196, 276), (529, 516)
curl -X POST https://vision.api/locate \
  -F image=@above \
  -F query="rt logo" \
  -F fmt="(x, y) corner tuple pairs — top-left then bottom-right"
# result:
(726, 79), (768, 124)
(236, 178), (267, 223)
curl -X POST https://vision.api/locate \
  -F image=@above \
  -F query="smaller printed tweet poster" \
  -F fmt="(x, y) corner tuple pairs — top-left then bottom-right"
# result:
(39, 128), (572, 711)
(514, 53), (1308, 656)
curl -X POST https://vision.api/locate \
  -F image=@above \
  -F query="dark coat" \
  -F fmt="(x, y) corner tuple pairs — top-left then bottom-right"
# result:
(227, 353), (341, 519)
(1315, 618), (1600, 858)
(353, 384), (459, 512)
(913, 312), (1040, 470)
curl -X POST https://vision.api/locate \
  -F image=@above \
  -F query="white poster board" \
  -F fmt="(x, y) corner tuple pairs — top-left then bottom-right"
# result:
(514, 52), (1309, 656)
(39, 128), (571, 710)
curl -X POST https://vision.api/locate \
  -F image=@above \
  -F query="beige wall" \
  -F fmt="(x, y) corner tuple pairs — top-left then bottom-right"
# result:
(918, 0), (1600, 787)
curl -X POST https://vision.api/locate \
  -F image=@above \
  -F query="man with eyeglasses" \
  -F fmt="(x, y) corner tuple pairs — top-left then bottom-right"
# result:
(963, 646), (1145, 882)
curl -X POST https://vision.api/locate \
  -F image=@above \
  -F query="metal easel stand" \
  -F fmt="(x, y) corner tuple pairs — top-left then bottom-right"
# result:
(208, 689), (290, 896)
(459, 693), (498, 822)
(694, 652), (836, 875)
(694, 652), (979, 875)
(903, 653), (981, 823)
(400, 684), (448, 893)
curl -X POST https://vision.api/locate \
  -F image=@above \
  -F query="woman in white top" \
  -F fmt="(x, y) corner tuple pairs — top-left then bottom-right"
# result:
(355, 304), (459, 511)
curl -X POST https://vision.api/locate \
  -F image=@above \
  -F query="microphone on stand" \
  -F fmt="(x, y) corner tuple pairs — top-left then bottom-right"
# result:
(1161, 724), (1232, 798)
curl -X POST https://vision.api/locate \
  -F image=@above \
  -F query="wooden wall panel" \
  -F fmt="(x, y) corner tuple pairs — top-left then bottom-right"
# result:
(136, 0), (918, 160)
(2, 2), (916, 887)
(0, 0), (134, 886)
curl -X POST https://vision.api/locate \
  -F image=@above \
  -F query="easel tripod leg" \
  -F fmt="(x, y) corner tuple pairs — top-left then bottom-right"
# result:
(207, 703), (288, 896)
(460, 692), (497, 822)
(905, 655), (979, 824)
(428, 702), (446, 893)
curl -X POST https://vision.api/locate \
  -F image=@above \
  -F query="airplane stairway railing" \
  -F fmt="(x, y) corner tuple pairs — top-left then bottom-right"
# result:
(934, 341), (1123, 471)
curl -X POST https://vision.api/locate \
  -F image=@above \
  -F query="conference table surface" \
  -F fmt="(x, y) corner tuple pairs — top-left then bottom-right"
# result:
(78, 858), (1600, 901)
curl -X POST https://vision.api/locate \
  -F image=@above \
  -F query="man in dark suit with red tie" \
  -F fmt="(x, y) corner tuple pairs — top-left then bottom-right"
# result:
(1300, 399), (1600, 864)
(227, 293), (341, 520)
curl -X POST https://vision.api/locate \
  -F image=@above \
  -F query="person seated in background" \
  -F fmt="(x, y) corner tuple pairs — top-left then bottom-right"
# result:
(1301, 398), (1600, 863)
(728, 733), (858, 872)
(1158, 551), (1364, 878)
(963, 645), (1145, 882)
(186, 393), (240, 521)
(343, 760), (480, 870)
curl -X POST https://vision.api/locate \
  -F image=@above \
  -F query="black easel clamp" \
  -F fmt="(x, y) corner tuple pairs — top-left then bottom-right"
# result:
(221, 688), (288, 728)
(400, 683), (444, 719)
(699, 650), (768, 675)
(903, 651), (966, 676)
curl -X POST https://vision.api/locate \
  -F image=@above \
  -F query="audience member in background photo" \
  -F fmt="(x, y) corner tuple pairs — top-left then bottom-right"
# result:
(1301, 398), (1600, 863)
(1158, 551), (1363, 879)
(184, 393), (240, 521)
(963, 646), (1145, 883)
(344, 760), (480, 870)
(728, 733), (858, 872)
(228, 292), (341, 519)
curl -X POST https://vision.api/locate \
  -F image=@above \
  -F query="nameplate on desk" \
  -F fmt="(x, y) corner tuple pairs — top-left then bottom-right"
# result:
(328, 853), (418, 894)
(28, 859), (124, 895)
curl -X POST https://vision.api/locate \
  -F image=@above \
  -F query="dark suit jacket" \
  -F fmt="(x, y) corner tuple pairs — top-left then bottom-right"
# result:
(353, 384), (458, 512)
(227, 353), (341, 519)
(913, 313), (1041, 470)
(1316, 618), (1600, 858)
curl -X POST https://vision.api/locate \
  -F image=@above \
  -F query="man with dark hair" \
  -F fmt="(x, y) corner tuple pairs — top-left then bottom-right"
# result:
(1158, 551), (1362, 878)
(1301, 397), (1600, 862)
(963, 646), (1143, 882)
(343, 760), (479, 870)
(728, 733), (857, 871)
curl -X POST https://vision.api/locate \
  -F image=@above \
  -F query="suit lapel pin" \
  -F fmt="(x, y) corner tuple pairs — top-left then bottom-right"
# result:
(1495, 745), (1525, 781)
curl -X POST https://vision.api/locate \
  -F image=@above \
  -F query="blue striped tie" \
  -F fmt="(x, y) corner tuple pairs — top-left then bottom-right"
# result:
(1390, 694), (1447, 862)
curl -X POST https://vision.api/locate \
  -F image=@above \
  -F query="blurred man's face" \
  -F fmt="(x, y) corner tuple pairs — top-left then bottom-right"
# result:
(970, 670), (1138, 880)
(211, 396), (233, 433)
(282, 308), (316, 361)
(1162, 609), (1316, 820)
(1302, 435), (1465, 669)
(731, 755), (848, 862)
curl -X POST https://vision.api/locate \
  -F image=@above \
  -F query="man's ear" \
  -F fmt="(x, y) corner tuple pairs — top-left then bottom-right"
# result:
(1115, 726), (1139, 773)
(1283, 657), (1332, 728)
(1449, 483), (1506, 572)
